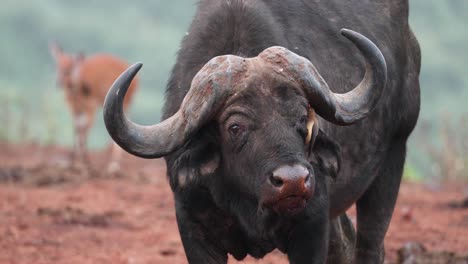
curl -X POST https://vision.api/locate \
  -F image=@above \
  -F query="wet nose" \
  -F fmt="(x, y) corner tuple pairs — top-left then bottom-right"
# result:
(269, 164), (314, 197)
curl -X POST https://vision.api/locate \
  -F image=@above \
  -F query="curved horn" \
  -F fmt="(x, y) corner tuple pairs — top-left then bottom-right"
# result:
(103, 56), (246, 159)
(307, 29), (387, 125)
(262, 29), (387, 125)
(331, 29), (387, 124)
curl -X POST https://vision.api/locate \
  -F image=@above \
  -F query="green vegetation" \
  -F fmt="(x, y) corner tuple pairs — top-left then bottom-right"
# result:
(406, 0), (468, 180)
(0, 0), (197, 146)
(0, 1), (466, 180)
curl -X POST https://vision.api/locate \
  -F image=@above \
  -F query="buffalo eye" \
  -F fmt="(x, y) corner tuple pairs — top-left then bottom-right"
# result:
(299, 115), (307, 125)
(229, 124), (244, 137)
(297, 115), (308, 139)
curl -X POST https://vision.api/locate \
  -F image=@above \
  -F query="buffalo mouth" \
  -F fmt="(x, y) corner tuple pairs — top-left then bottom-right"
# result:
(264, 195), (309, 216)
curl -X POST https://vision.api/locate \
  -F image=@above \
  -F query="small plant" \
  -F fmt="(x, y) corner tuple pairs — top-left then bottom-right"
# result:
(41, 95), (58, 146)
(0, 95), (12, 142)
(420, 115), (468, 181)
(17, 97), (31, 142)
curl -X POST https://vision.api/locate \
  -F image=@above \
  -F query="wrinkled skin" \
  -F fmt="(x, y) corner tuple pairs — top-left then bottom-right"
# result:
(104, 0), (420, 263)
(50, 44), (139, 173)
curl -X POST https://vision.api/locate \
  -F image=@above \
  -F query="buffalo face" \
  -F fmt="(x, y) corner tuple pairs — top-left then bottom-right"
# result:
(103, 29), (386, 215)
(218, 79), (316, 215)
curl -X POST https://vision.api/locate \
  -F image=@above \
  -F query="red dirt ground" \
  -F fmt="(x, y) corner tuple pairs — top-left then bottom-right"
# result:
(0, 142), (467, 264)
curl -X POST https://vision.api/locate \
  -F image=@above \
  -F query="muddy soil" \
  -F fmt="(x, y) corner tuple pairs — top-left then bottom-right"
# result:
(0, 143), (467, 264)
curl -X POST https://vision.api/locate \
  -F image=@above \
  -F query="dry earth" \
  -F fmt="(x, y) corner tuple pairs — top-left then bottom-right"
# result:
(0, 143), (467, 264)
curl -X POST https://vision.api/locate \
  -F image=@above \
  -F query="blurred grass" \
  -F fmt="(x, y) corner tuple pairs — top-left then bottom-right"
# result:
(0, 0), (197, 147)
(403, 164), (424, 182)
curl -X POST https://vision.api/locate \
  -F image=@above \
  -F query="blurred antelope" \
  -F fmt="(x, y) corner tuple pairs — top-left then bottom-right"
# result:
(49, 43), (138, 173)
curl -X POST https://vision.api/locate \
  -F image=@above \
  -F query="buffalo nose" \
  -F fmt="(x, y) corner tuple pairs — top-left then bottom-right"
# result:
(269, 164), (313, 196)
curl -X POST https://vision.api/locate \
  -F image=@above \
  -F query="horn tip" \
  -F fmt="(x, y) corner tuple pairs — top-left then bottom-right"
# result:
(340, 28), (350, 33)
(340, 28), (359, 38)
(121, 63), (143, 81)
(131, 62), (143, 71)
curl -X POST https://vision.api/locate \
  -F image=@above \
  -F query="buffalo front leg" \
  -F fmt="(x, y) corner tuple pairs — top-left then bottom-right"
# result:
(355, 141), (406, 263)
(287, 209), (329, 264)
(175, 203), (228, 264)
(327, 213), (356, 264)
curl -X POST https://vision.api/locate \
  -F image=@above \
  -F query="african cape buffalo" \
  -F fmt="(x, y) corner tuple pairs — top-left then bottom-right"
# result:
(103, 0), (420, 263)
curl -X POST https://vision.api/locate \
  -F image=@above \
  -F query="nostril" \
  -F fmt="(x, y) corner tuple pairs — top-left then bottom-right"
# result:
(269, 175), (284, 187)
(304, 175), (310, 183)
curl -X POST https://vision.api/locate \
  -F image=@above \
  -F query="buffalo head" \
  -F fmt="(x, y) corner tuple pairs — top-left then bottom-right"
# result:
(103, 29), (386, 215)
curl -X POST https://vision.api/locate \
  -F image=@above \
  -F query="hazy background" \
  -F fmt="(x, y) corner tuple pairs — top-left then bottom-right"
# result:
(0, 1), (466, 181)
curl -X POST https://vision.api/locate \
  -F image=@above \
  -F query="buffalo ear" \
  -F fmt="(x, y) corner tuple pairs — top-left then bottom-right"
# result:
(310, 129), (341, 180)
(168, 124), (220, 189)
